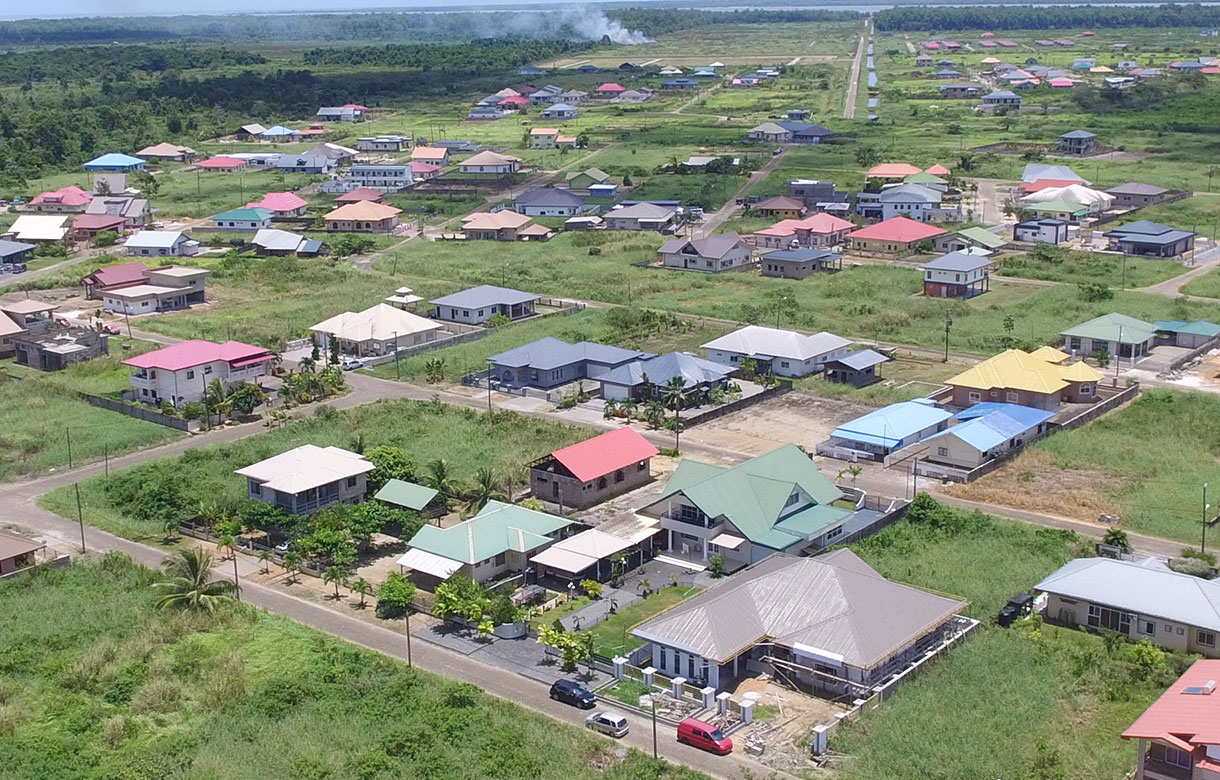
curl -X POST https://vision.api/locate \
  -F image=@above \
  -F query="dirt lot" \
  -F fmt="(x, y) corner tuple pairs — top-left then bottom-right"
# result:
(951, 448), (1115, 519)
(732, 678), (848, 775)
(683, 391), (878, 456)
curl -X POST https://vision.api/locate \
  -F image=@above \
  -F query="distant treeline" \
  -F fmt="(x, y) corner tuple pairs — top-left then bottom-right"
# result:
(302, 38), (591, 70)
(0, 45), (264, 87)
(875, 4), (1220, 31)
(609, 8), (861, 32)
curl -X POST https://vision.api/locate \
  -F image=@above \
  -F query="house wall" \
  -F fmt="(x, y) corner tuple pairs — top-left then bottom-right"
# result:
(1110, 191), (1166, 207)
(847, 236), (920, 257)
(1063, 334), (1155, 362)
(1014, 223), (1067, 243)
(950, 384), (1060, 410)
(518, 203), (580, 217)
(706, 346), (847, 377)
(660, 244), (752, 272)
(459, 163), (519, 175)
(880, 199), (941, 222)
(1043, 593), (1220, 657)
(531, 135), (558, 149)
(756, 207), (804, 219)
(325, 216), (398, 233)
(129, 359), (268, 406)
(491, 359), (584, 389)
(434, 300), (535, 326)
(650, 642), (717, 688)
(530, 457), (652, 510)
(213, 218), (272, 230)
(127, 240), (196, 257)
(761, 260), (813, 279)
(248, 474), (367, 515)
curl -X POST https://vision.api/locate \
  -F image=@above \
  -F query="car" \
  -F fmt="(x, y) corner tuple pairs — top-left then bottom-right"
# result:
(677, 717), (732, 755)
(341, 357), (362, 371)
(586, 711), (629, 738)
(549, 679), (596, 709)
(11, 263), (25, 273)
(772, 147), (782, 155)
(274, 540), (292, 554)
(101, 323), (121, 335)
(54, 317), (71, 327)
(1, 264), (11, 274)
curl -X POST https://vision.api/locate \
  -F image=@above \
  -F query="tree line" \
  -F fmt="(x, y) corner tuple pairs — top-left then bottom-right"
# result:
(301, 38), (591, 70)
(875, 4), (1220, 31)
(0, 45), (264, 88)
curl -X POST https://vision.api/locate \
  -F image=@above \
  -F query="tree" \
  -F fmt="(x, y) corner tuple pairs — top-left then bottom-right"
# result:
(661, 376), (688, 451)
(707, 553), (725, 578)
(465, 467), (507, 515)
(153, 548), (235, 612)
(365, 445), (415, 492)
(299, 355), (316, 374)
(580, 579), (603, 599)
(216, 534), (236, 561)
(1094, 346), (1112, 369)
(1102, 527), (1131, 551)
(323, 565), (348, 599)
(204, 379), (231, 424)
(282, 551), (304, 584)
(92, 230), (119, 247)
(376, 571), (417, 618)
(853, 146), (881, 169)
(162, 516), (180, 542)
(643, 401), (665, 429)
(351, 577), (373, 608)
(425, 458), (458, 499)
(132, 169), (160, 197)
(227, 382), (267, 417)
(258, 549), (273, 574)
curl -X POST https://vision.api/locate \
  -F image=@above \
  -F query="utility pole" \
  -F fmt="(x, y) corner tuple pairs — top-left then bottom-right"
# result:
(232, 553), (241, 601)
(487, 361), (493, 411)
(943, 309), (953, 363)
(405, 607), (414, 667)
(74, 483), (86, 553)
(393, 331), (401, 381)
(66, 427), (73, 469)
(1204, 483), (1210, 554)
(651, 692), (658, 759)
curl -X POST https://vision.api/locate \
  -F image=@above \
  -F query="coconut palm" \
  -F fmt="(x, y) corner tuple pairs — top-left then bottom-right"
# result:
(661, 376), (689, 452)
(323, 565), (348, 599)
(282, 551), (305, 584)
(153, 548), (235, 612)
(426, 458), (458, 499)
(258, 549), (273, 574)
(351, 577), (373, 608)
(465, 467), (507, 515)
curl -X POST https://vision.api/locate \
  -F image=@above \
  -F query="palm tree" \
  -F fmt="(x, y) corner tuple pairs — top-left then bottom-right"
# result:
(216, 534), (236, 561)
(323, 565), (348, 599)
(661, 376), (688, 452)
(298, 355), (316, 374)
(351, 577), (372, 608)
(153, 548), (235, 612)
(465, 467), (507, 515)
(162, 516), (180, 543)
(205, 379), (231, 425)
(282, 551), (304, 584)
(258, 550), (273, 574)
(426, 458), (458, 499)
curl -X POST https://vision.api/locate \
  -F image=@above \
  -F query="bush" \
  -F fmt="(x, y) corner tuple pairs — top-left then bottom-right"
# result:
(92, 230), (119, 247)
(1181, 547), (1217, 566)
(1170, 556), (1216, 579)
(486, 313), (512, 328)
(376, 571), (417, 619)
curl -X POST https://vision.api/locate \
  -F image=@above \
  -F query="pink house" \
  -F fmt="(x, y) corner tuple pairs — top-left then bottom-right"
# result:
(246, 191), (309, 218)
(29, 186), (93, 213)
(409, 160), (444, 180)
(195, 156), (248, 172)
(122, 339), (275, 407)
(1123, 660), (1220, 780)
(751, 213), (855, 250)
(595, 83), (626, 96)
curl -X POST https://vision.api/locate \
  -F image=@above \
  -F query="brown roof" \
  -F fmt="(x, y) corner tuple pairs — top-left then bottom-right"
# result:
(324, 202), (402, 221)
(410, 147), (449, 161)
(335, 187), (385, 204)
(0, 531), (44, 561)
(755, 196), (806, 212)
(460, 151), (520, 167)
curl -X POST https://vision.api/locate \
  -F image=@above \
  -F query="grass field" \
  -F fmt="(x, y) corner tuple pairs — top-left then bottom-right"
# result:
(0, 556), (711, 780)
(956, 389), (1220, 543)
(835, 503), (1180, 780)
(40, 398), (588, 541)
(586, 586), (701, 658)
(995, 248), (1185, 289)
(1179, 265), (1220, 299)
(0, 340), (182, 480)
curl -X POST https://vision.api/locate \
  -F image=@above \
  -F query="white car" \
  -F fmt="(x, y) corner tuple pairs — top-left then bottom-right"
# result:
(341, 357), (362, 371)
(585, 711), (629, 738)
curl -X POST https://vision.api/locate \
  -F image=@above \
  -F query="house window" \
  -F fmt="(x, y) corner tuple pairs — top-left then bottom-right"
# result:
(968, 391), (981, 402)
(494, 553), (506, 566)
(1199, 630), (1216, 648)
(938, 446), (949, 457)
(688, 655), (696, 679)
(1139, 620), (1156, 636)
(1087, 604), (1132, 634)
(615, 470), (625, 483)
(1080, 384), (1093, 396)
(784, 491), (800, 508)
(346, 476), (357, 488)
(658, 647), (667, 668)
(824, 526), (843, 542)
(780, 361), (790, 368)
(1006, 391), (1019, 403)
(638, 462), (647, 471)
(203, 366), (212, 375)
(1163, 746), (1193, 769)
(1069, 337), (1082, 352)
(598, 477), (608, 490)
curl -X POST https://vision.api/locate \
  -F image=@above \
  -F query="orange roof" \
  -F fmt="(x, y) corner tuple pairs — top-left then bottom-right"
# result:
(867, 163), (922, 178)
(925, 164), (951, 176)
(1124, 660), (1220, 752)
(755, 212), (854, 238)
(411, 147), (449, 161)
(530, 128), (560, 135)
(461, 210), (532, 230)
(847, 216), (946, 243)
(1019, 178), (1082, 194)
(324, 201), (402, 221)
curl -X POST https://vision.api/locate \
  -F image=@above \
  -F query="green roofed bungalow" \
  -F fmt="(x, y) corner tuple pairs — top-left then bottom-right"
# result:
(374, 478), (443, 517)
(935, 225), (1007, 255)
(396, 500), (571, 588)
(1154, 320), (1220, 349)
(904, 171), (948, 186)
(637, 444), (851, 573)
(1061, 312), (1157, 364)
(1026, 198), (1089, 221)
(212, 207), (273, 231)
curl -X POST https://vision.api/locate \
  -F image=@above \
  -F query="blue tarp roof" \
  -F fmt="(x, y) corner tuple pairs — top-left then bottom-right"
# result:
(85, 153), (144, 168)
(831, 400), (952, 448)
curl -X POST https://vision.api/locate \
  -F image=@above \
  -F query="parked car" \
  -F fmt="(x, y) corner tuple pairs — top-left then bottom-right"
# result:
(341, 357), (362, 371)
(102, 323), (121, 334)
(550, 679), (596, 709)
(54, 317), (71, 327)
(585, 711), (629, 738)
(997, 592), (1034, 628)
(274, 540), (292, 554)
(677, 718), (732, 755)
(11, 263), (25, 273)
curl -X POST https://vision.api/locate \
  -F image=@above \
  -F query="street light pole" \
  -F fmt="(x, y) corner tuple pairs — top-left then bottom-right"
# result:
(651, 692), (658, 759)
(232, 553), (241, 601)
(487, 361), (493, 411)
(405, 607), (413, 667)
(74, 482), (86, 553)
(393, 330), (401, 381)
(1204, 483), (1210, 554)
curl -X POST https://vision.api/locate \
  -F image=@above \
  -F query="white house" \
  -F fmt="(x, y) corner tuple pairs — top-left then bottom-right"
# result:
(123, 231), (200, 258)
(457, 151), (521, 176)
(211, 207), (273, 231)
(356, 135), (411, 152)
(876, 184), (954, 222)
(1014, 218), (1069, 244)
(702, 325), (851, 377)
(122, 339), (274, 407)
(101, 266), (210, 314)
(310, 303), (442, 357)
(658, 233), (753, 272)
(236, 445), (373, 516)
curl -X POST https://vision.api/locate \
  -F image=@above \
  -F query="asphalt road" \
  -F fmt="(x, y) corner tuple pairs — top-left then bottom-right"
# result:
(843, 23), (867, 120)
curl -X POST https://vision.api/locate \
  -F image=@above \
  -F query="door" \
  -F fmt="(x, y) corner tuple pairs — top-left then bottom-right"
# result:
(552, 481), (559, 499)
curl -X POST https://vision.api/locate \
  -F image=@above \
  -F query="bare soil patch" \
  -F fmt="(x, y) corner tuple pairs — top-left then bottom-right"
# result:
(951, 449), (1116, 519)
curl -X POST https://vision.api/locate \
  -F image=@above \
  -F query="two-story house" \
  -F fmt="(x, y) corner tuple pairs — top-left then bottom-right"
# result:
(122, 339), (274, 407)
(1123, 660), (1220, 780)
(921, 251), (993, 298)
(236, 445), (373, 516)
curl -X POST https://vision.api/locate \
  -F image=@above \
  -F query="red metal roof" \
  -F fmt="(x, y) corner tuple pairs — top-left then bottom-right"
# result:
(848, 216), (947, 243)
(196, 156), (246, 169)
(85, 262), (149, 288)
(335, 187), (385, 203)
(1019, 178), (1081, 193)
(498, 96), (531, 105)
(1124, 660), (1220, 751)
(596, 83), (626, 92)
(31, 185), (93, 207)
(123, 339), (273, 372)
(247, 191), (308, 212)
(550, 427), (659, 483)
(925, 163), (951, 176)
(409, 160), (444, 173)
(73, 214), (127, 231)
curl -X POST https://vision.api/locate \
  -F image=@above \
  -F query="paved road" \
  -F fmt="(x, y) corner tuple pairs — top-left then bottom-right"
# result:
(843, 23), (867, 119)
(972, 177), (1009, 226)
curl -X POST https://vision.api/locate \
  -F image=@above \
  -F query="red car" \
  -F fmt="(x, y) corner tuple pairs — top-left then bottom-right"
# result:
(54, 317), (71, 327)
(677, 718), (732, 755)
(102, 324), (121, 335)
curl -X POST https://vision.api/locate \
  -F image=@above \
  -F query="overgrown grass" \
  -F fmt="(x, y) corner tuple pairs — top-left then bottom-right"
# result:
(586, 586), (701, 657)
(0, 555), (712, 780)
(996, 249), (1184, 289)
(1179, 264), (1220, 299)
(40, 398), (589, 541)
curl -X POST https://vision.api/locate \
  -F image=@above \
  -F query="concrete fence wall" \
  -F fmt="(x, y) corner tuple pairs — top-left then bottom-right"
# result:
(79, 392), (198, 431)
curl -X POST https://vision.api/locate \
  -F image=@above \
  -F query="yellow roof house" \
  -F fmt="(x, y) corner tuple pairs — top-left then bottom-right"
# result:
(947, 349), (1103, 408)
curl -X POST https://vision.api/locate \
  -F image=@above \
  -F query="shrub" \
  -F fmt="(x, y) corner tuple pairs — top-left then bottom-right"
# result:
(1170, 556), (1215, 579)
(486, 313), (512, 328)
(375, 572), (417, 619)
(1181, 547), (1217, 566)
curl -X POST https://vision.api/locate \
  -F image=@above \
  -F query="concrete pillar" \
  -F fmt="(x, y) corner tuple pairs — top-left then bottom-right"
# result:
(672, 676), (686, 700)
(717, 691), (732, 715)
(740, 699), (754, 724)
(811, 724), (830, 756)
(613, 656), (627, 681)
(642, 666), (656, 688)
(701, 686), (716, 709)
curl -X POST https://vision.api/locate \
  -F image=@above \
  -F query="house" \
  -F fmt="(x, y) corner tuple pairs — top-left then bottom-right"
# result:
(684, 155), (738, 171)
(272, 154), (334, 175)
(397, 500), (571, 588)
(786, 179), (842, 208)
(604, 202), (677, 232)
(1061, 312), (1158, 364)
(0, 531), (46, 577)
(934, 226), (1007, 255)
(635, 444), (852, 568)
(1055, 130), (1098, 156)
(457, 151), (521, 176)
(846, 216), (946, 257)
(539, 103), (580, 120)
(124, 231), (199, 258)
(658, 233), (753, 272)
(4, 215), (70, 243)
(83, 261), (149, 299)
(429, 285), (539, 325)
(530, 526), (655, 584)
(866, 163), (924, 181)
(1037, 557), (1220, 657)
(101, 266), (210, 315)
(123, 339), (274, 407)
(923, 403), (1055, 468)
(84, 153), (146, 172)
(747, 123), (792, 144)
(1014, 217), (1069, 244)
(946, 348), (1103, 409)
(788, 123), (836, 144)
(1154, 320), (1220, 349)
(752, 213), (855, 251)
(1106, 182), (1172, 208)
(310, 303), (441, 357)
(460, 210), (533, 241)
(410, 146), (450, 166)
(661, 78), (700, 90)
(943, 82), (984, 99)
(1026, 198), (1089, 223)
(530, 128), (564, 149)
(323, 201), (401, 233)
(259, 125), (296, 141)
(597, 351), (734, 403)
(612, 89), (654, 103)
(922, 252), (993, 298)
(0, 298), (55, 356)
(316, 106), (359, 122)
(72, 213), (128, 240)
(84, 196), (150, 229)
(252, 229), (322, 257)
(631, 549), (967, 692)
(825, 349), (890, 387)
(488, 337), (653, 390)
(136, 143), (196, 163)
(246, 191), (309, 219)
(1022, 183), (1113, 215)
(753, 196), (806, 219)
(1105, 220), (1196, 258)
(467, 106), (508, 121)
(28, 185), (93, 213)
(829, 400), (953, 457)
(1022, 163), (1088, 184)
(518, 64), (544, 76)
(874, 183), (953, 222)
(0, 239), (36, 266)
(702, 325), (851, 377)
(759, 248), (843, 279)
(355, 135), (411, 152)
(577, 64), (598, 73)
(212, 207), (273, 231)
(195, 156), (249, 173)
(555, 89), (587, 104)
(563, 168), (611, 193)
(904, 171), (949, 192)
(1123, 660), (1220, 780)
(373, 478), (443, 519)
(234, 123), (267, 141)
(513, 188), (585, 218)
(595, 83), (626, 97)
(334, 188), (385, 204)
(237, 445), (373, 516)
(916, 55), (933, 66)
(332, 164), (413, 193)
(530, 427), (659, 510)
(13, 328), (108, 372)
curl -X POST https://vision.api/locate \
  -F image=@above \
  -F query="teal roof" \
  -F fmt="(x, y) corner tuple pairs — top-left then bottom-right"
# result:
(1155, 320), (1220, 338)
(1061, 312), (1156, 344)
(660, 444), (847, 551)
(214, 207), (272, 221)
(374, 478), (439, 511)
(407, 500), (571, 564)
(955, 226), (1007, 249)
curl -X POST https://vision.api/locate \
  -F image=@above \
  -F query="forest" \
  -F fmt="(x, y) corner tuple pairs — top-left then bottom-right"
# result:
(0, 46), (265, 87)
(301, 38), (592, 69)
(875, 3), (1220, 31)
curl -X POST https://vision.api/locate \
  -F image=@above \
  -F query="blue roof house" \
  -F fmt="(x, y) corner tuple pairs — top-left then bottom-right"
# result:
(923, 403), (1054, 469)
(488, 337), (654, 390)
(85, 153), (146, 172)
(828, 399), (952, 457)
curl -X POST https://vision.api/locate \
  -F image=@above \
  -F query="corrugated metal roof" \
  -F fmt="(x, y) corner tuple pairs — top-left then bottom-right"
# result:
(374, 479), (439, 511)
(702, 325), (850, 362)
(406, 500), (570, 564)
(832, 400), (952, 447)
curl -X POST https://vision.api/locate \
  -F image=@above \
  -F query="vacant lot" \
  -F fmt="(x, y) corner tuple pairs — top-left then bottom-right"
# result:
(0, 556), (711, 780)
(995, 249), (1184, 289)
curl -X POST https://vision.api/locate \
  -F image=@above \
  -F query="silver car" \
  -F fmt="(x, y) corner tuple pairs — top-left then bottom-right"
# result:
(585, 711), (629, 738)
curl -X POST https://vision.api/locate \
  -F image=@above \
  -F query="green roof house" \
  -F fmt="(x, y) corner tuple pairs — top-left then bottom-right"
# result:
(935, 225), (1007, 255)
(637, 444), (850, 572)
(396, 500), (571, 587)
(212, 207), (273, 231)
(564, 167), (610, 192)
(1026, 198), (1089, 223)
(374, 478), (444, 517)
(1061, 312), (1157, 365)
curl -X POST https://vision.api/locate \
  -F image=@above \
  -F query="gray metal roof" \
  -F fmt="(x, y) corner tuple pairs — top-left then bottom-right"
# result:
(489, 337), (653, 371)
(513, 188), (586, 208)
(1036, 557), (1220, 632)
(1106, 182), (1170, 196)
(760, 248), (841, 264)
(922, 251), (993, 272)
(632, 550), (966, 668)
(430, 284), (539, 309)
(0, 239), (35, 258)
(878, 183), (942, 203)
(658, 233), (747, 260)
(830, 348), (890, 371)
(597, 351), (733, 389)
(701, 325), (850, 362)
(253, 228), (307, 252)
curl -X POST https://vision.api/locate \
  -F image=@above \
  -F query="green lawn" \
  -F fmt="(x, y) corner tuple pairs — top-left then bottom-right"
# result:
(958, 388), (1220, 544)
(995, 249), (1184, 289)
(1135, 193), (1220, 240)
(40, 398), (589, 542)
(1180, 265), (1220, 299)
(835, 502), (1184, 780)
(0, 340), (182, 480)
(0, 556), (712, 780)
(587, 586), (701, 657)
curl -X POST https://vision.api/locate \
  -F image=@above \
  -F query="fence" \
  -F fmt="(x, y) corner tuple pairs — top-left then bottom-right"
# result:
(683, 379), (793, 428)
(1048, 381), (1139, 432)
(79, 392), (198, 431)
(178, 520), (326, 577)
(362, 328), (491, 368)
(1165, 336), (1220, 373)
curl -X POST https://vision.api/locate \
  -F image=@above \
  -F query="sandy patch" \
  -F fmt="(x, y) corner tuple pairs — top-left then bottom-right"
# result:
(951, 449), (1117, 520)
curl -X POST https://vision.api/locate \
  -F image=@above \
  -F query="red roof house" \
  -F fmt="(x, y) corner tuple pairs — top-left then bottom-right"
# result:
(846, 216), (946, 256)
(29, 185), (93, 212)
(530, 427), (660, 510)
(408, 160), (445, 180)
(1019, 178), (1083, 194)
(246, 191), (309, 217)
(1123, 660), (1220, 778)
(752, 213), (856, 250)
(195, 156), (248, 172)
(83, 261), (150, 299)
(123, 339), (273, 372)
(925, 163), (952, 176)
(595, 83), (626, 95)
(498, 96), (531, 107)
(122, 340), (274, 407)
(335, 187), (385, 204)
(72, 213), (128, 238)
